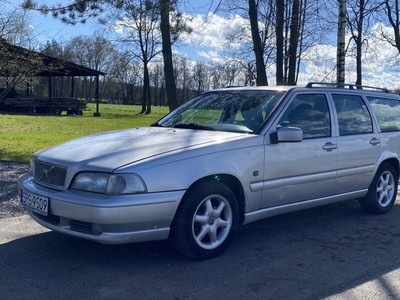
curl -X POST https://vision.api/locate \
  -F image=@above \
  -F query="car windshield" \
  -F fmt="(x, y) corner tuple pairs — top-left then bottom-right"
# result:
(154, 90), (285, 133)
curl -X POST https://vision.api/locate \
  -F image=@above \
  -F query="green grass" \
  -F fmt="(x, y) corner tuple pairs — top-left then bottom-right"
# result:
(0, 103), (169, 163)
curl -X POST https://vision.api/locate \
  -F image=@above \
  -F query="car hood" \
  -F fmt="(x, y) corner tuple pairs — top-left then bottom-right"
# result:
(34, 127), (246, 171)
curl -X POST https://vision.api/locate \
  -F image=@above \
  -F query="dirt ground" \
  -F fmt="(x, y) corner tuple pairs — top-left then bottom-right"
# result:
(0, 161), (28, 218)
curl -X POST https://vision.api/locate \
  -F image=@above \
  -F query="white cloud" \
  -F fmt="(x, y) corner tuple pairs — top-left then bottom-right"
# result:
(179, 13), (251, 57)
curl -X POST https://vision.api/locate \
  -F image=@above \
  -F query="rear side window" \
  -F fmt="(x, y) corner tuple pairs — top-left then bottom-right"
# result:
(366, 97), (400, 132)
(332, 94), (373, 135)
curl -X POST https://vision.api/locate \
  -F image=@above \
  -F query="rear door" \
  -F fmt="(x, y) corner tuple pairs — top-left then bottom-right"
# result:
(331, 93), (381, 194)
(261, 93), (338, 208)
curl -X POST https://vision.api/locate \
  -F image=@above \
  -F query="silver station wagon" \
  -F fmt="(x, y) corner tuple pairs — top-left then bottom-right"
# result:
(19, 83), (400, 259)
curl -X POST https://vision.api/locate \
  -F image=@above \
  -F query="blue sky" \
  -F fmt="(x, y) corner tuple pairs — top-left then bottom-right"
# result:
(6, 0), (400, 89)
(9, 0), (218, 42)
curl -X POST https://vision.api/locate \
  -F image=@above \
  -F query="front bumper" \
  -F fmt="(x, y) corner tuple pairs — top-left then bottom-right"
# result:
(18, 173), (184, 244)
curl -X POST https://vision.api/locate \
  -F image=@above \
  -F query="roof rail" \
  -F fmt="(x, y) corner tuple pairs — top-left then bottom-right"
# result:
(306, 82), (390, 93)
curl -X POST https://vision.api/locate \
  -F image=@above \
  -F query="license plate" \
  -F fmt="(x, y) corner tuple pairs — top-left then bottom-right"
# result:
(20, 189), (49, 216)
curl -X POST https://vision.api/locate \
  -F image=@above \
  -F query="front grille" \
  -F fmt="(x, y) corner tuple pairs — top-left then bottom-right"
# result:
(34, 161), (67, 188)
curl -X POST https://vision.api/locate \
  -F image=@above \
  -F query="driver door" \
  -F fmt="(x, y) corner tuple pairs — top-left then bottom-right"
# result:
(261, 93), (338, 208)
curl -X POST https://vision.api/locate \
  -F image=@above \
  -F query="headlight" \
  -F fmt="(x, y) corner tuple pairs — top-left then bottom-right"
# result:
(28, 158), (35, 176)
(71, 172), (147, 195)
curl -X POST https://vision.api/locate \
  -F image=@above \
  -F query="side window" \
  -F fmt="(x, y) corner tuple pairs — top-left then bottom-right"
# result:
(366, 97), (400, 132)
(277, 94), (331, 139)
(332, 94), (373, 135)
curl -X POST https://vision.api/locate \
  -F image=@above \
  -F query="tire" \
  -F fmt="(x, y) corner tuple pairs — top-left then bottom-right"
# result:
(53, 108), (62, 115)
(359, 163), (398, 214)
(170, 179), (239, 260)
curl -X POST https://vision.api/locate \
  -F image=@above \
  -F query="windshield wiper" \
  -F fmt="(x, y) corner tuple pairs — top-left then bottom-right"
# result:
(150, 122), (166, 127)
(173, 123), (216, 131)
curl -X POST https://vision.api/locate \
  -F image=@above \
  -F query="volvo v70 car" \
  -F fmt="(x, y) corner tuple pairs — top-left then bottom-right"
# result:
(19, 82), (400, 259)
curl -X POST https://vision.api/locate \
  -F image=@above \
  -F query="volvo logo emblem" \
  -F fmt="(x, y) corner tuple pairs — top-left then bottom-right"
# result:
(40, 166), (55, 180)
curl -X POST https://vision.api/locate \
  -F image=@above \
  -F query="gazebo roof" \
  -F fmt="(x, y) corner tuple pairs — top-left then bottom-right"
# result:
(0, 40), (106, 77)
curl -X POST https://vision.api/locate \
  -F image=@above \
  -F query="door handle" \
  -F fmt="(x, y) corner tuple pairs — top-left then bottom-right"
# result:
(322, 142), (338, 151)
(369, 138), (381, 146)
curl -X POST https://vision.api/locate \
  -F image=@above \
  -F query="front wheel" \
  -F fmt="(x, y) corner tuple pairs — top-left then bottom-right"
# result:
(359, 163), (398, 214)
(170, 180), (239, 260)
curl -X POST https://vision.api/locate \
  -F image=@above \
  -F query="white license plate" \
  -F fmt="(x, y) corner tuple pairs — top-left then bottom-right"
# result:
(20, 189), (49, 216)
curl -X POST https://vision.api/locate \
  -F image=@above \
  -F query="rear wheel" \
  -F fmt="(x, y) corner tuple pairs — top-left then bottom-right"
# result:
(170, 179), (239, 260)
(53, 108), (62, 115)
(359, 163), (398, 214)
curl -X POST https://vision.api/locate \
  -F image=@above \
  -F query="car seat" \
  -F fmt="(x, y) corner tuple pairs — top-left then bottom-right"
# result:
(239, 100), (264, 131)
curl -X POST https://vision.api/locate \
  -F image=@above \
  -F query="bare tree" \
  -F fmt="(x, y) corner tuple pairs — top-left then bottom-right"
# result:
(118, 59), (142, 104)
(63, 34), (116, 101)
(209, 63), (224, 89)
(276, 0), (321, 85)
(192, 62), (209, 93)
(149, 62), (165, 106)
(160, 0), (178, 110)
(173, 56), (193, 105)
(337, 0), (347, 84)
(0, 5), (43, 101)
(383, 0), (400, 54)
(346, 0), (383, 86)
(1, 4), (36, 47)
(222, 0), (274, 86)
(276, 0), (285, 85)
(249, 0), (268, 85)
(287, 0), (299, 85)
(115, 0), (163, 114)
(222, 61), (245, 86)
(208, 61), (241, 88)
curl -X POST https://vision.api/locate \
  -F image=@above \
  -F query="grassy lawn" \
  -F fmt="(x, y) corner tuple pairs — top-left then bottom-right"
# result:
(0, 103), (169, 163)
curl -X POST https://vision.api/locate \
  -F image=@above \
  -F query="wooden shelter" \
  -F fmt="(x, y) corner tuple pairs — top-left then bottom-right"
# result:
(0, 40), (106, 116)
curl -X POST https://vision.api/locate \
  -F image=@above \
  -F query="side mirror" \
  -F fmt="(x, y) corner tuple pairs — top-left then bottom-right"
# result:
(270, 127), (303, 144)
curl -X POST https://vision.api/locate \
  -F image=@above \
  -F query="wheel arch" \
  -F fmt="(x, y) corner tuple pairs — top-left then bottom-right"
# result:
(182, 174), (246, 225)
(359, 157), (399, 214)
(379, 157), (400, 179)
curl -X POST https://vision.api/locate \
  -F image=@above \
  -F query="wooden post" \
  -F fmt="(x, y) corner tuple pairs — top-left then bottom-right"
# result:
(48, 71), (53, 113)
(93, 74), (101, 117)
(71, 77), (74, 98)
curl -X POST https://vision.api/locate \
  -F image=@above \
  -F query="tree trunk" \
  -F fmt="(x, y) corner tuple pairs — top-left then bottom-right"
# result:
(355, 0), (364, 86)
(287, 0), (299, 85)
(337, 0), (347, 84)
(145, 64), (151, 114)
(276, 0), (285, 85)
(160, 0), (178, 111)
(141, 62), (149, 114)
(249, 0), (268, 86)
